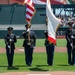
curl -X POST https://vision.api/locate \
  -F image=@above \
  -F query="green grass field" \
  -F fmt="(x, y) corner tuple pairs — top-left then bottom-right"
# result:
(0, 39), (66, 48)
(0, 53), (75, 73)
(0, 39), (75, 73)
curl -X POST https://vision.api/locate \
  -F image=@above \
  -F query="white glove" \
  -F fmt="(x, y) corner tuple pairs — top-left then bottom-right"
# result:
(8, 45), (10, 49)
(33, 46), (36, 49)
(27, 28), (30, 32)
(70, 43), (73, 47)
(71, 35), (74, 39)
(9, 39), (12, 42)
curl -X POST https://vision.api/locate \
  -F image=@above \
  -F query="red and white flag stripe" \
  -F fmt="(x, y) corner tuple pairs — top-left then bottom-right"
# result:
(26, 4), (35, 22)
(24, 0), (35, 23)
(13, 0), (35, 23)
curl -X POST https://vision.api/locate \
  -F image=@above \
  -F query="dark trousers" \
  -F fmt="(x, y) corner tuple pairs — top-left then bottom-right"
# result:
(24, 47), (33, 65)
(67, 46), (75, 65)
(6, 48), (14, 67)
(72, 47), (75, 65)
(46, 44), (54, 65)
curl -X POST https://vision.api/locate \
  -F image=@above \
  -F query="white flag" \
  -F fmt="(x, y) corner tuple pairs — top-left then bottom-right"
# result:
(46, 0), (61, 44)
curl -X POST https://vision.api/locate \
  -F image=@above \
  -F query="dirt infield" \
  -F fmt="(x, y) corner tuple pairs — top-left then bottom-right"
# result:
(0, 47), (67, 53)
(0, 71), (75, 75)
(0, 47), (75, 75)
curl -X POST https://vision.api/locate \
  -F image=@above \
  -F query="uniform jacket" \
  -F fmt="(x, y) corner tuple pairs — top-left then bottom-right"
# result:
(71, 29), (75, 46)
(22, 30), (36, 48)
(65, 29), (72, 47)
(4, 33), (17, 49)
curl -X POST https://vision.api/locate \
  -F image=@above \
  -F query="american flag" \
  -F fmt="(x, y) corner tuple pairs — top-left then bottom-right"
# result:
(13, 0), (35, 23)
(24, 0), (35, 23)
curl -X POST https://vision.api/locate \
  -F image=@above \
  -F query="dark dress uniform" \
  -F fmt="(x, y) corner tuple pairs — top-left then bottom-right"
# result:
(65, 21), (75, 65)
(4, 27), (17, 67)
(44, 30), (55, 66)
(65, 28), (72, 65)
(22, 25), (36, 66)
(70, 25), (75, 65)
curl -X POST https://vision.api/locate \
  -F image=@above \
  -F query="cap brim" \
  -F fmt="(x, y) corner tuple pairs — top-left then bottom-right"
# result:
(7, 27), (13, 30)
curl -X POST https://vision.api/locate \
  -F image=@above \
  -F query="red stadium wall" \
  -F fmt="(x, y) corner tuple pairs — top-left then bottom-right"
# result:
(0, 0), (19, 4)
(57, 35), (65, 39)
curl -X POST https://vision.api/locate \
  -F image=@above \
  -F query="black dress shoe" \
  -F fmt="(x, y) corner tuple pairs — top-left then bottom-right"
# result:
(70, 64), (74, 66)
(7, 66), (12, 70)
(27, 64), (31, 66)
(48, 64), (52, 66)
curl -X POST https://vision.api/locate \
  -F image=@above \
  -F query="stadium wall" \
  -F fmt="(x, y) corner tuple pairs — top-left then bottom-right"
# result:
(0, 4), (72, 39)
(0, 30), (45, 39)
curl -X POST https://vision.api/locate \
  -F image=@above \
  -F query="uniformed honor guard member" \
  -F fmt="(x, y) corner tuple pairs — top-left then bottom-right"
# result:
(65, 20), (75, 65)
(4, 27), (17, 68)
(44, 30), (55, 66)
(44, 17), (55, 66)
(70, 24), (75, 65)
(22, 24), (36, 66)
